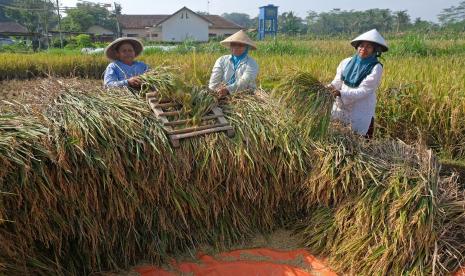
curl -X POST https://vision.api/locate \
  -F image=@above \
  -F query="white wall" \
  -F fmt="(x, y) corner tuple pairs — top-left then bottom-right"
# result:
(209, 28), (241, 38)
(87, 25), (114, 35)
(145, 27), (162, 41)
(161, 9), (209, 42)
(121, 28), (146, 38)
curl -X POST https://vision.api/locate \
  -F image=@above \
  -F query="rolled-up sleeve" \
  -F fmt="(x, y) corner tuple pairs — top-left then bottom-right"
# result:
(226, 59), (258, 93)
(339, 64), (383, 106)
(104, 64), (128, 88)
(209, 57), (225, 90)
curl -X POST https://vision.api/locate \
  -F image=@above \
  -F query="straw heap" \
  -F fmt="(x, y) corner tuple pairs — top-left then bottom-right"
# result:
(1, 69), (464, 275)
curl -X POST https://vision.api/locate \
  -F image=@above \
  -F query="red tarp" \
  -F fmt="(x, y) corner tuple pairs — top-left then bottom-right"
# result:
(134, 248), (337, 276)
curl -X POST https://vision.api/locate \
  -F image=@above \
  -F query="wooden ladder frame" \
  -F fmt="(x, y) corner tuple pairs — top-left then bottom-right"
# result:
(146, 92), (235, 147)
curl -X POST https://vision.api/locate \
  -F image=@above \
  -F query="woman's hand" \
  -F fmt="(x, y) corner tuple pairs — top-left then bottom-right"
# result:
(217, 86), (230, 98)
(127, 76), (142, 88)
(328, 84), (341, 97)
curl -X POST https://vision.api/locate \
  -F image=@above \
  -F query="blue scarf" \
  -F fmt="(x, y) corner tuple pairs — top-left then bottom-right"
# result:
(341, 54), (380, 88)
(228, 47), (249, 85)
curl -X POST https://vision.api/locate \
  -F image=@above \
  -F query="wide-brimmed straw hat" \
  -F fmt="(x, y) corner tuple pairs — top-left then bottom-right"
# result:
(351, 29), (388, 52)
(220, 30), (257, 50)
(104, 37), (144, 60)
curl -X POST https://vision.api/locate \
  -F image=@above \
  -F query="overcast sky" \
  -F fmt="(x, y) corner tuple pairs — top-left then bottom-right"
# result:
(59, 0), (460, 22)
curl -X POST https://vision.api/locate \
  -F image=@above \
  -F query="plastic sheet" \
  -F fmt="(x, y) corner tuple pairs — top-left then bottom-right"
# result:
(134, 248), (337, 276)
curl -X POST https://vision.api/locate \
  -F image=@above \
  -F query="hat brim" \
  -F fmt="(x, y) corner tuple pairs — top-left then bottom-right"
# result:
(220, 41), (257, 50)
(105, 38), (144, 60)
(351, 40), (388, 52)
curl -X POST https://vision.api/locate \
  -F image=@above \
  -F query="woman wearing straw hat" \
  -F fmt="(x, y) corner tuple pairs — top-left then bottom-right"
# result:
(328, 29), (388, 138)
(209, 30), (259, 97)
(103, 37), (149, 88)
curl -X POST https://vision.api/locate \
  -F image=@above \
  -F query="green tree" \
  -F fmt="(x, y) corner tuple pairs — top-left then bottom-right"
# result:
(394, 10), (411, 32)
(279, 11), (304, 35)
(3, 0), (57, 33)
(413, 17), (437, 32)
(61, 2), (116, 32)
(305, 10), (318, 26)
(221, 12), (253, 28)
(438, 1), (465, 24)
(307, 8), (396, 35)
(0, 0), (14, 21)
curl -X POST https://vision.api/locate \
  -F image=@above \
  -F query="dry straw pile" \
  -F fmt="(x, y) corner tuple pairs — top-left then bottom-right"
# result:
(0, 68), (464, 275)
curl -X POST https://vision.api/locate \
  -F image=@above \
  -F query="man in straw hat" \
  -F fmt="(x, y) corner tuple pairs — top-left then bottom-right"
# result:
(327, 29), (388, 138)
(103, 37), (149, 88)
(209, 30), (259, 97)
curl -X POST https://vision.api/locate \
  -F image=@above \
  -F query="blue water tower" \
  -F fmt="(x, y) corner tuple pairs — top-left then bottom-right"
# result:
(258, 5), (278, 40)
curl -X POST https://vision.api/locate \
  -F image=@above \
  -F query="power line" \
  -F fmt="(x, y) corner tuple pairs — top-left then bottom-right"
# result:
(0, 2), (50, 11)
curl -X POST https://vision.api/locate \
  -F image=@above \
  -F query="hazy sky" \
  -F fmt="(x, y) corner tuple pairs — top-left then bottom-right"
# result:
(59, 0), (460, 22)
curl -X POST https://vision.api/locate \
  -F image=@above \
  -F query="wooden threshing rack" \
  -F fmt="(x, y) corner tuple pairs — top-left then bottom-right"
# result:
(146, 92), (235, 147)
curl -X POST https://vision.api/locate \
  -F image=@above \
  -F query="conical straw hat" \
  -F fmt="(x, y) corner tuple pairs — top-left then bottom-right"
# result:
(351, 29), (388, 52)
(220, 30), (257, 50)
(104, 37), (144, 60)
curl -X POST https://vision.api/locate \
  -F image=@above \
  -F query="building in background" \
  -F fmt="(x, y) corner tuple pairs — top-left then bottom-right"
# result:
(116, 7), (243, 42)
(0, 21), (31, 37)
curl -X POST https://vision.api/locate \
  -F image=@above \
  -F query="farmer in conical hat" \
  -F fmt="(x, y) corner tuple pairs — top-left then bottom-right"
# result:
(328, 29), (388, 138)
(103, 37), (149, 88)
(209, 30), (259, 97)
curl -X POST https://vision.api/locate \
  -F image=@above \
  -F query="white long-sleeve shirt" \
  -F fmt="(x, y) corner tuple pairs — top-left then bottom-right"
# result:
(208, 55), (259, 93)
(330, 57), (383, 135)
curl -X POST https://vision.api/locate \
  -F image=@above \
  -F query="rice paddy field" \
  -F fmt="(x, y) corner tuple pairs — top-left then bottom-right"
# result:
(1, 37), (465, 275)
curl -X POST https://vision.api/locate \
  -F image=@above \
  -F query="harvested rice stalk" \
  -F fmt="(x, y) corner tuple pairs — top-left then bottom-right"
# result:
(272, 71), (334, 140)
(139, 68), (218, 125)
(297, 132), (450, 275)
(434, 175), (465, 275)
(139, 66), (180, 97)
(0, 87), (311, 275)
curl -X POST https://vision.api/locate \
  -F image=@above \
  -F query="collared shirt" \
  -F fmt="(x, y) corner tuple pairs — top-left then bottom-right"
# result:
(331, 57), (383, 135)
(208, 55), (259, 93)
(103, 60), (148, 88)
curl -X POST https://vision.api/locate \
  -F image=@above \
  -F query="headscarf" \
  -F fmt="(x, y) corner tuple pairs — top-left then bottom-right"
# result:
(228, 46), (249, 85)
(341, 54), (380, 88)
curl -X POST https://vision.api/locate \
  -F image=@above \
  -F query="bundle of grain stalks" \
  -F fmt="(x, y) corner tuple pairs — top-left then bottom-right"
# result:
(140, 68), (219, 126)
(295, 128), (465, 275)
(1, 69), (465, 276)
(272, 71), (334, 140)
(0, 72), (329, 274)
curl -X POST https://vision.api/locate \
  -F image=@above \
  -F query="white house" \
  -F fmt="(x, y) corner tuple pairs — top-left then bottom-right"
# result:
(86, 25), (114, 36)
(155, 7), (211, 42)
(116, 7), (243, 42)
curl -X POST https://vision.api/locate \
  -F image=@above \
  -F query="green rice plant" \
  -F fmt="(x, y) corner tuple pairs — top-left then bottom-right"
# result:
(389, 35), (431, 56)
(257, 39), (311, 55)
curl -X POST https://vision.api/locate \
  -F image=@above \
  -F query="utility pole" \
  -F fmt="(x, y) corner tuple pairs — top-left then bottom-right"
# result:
(207, 0), (210, 15)
(56, 0), (63, 48)
(114, 2), (121, 37)
(43, 0), (49, 49)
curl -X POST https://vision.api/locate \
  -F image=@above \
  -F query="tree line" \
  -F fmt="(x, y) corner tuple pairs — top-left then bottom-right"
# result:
(0, 0), (118, 34)
(223, 3), (465, 36)
(2, 0), (465, 36)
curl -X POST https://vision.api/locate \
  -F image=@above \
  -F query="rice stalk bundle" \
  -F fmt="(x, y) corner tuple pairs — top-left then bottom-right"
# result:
(1, 71), (465, 276)
(434, 176), (465, 274)
(139, 68), (218, 125)
(271, 71), (334, 140)
(0, 83), (314, 275)
(139, 67), (180, 97)
(295, 130), (463, 275)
